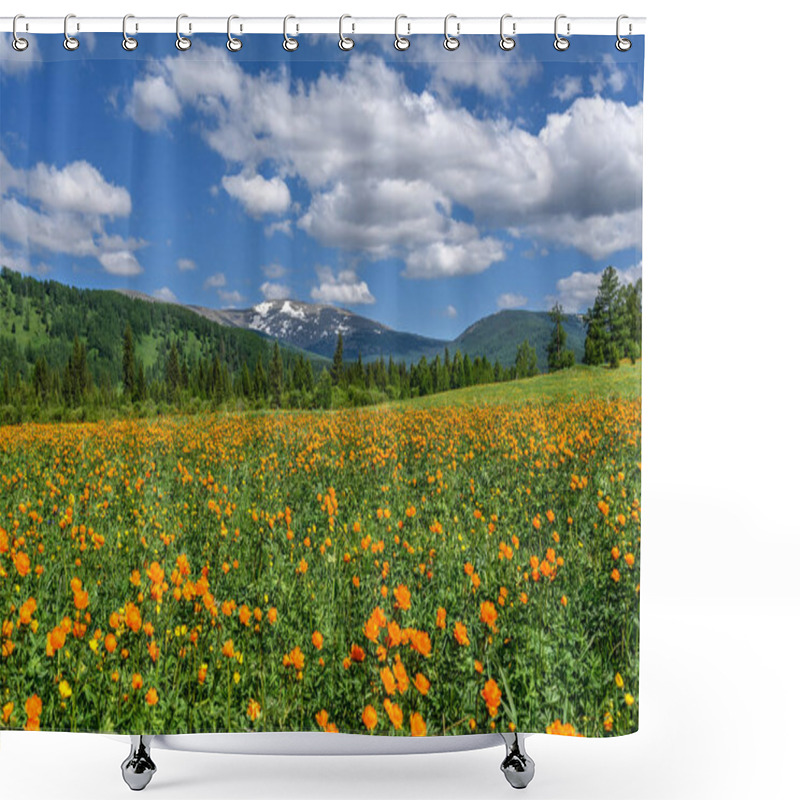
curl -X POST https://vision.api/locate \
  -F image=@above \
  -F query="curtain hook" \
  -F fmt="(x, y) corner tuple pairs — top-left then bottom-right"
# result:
(283, 15), (298, 51)
(122, 14), (138, 51)
(12, 14), (29, 52)
(63, 13), (79, 51)
(443, 14), (459, 51)
(339, 14), (354, 51)
(394, 14), (410, 51)
(176, 13), (192, 51)
(616, 15), (632, 51)
(227, 15), (243, 51)
(554, 14), (570, 51)
(499, 14), (516, 51)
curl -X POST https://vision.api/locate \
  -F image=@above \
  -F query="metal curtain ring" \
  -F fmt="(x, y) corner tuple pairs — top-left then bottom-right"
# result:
(394, 14), (410, 51)
(554, 14), (570, 51)
(176, 14), (191, 51)
(339, 14), (354, 50)
(499, 14), (516, 50)
(227, 15), (242, 51)
(63, 13), (79, 50)
(616, 14), (632, 51)
(443, 14), (459, 51)
(12, 14), (28, 52)
(283, 15), (298, 51)
(122, 14), (138, 51)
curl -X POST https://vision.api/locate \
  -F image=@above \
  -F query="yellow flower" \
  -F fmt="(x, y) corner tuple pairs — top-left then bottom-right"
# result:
(625, 693), (635, 707)
(58, 680), (72, 699)
(615, 672), (624, 689)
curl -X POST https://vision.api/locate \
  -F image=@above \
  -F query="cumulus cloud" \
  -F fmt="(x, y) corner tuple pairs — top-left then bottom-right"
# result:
(262, 263), (287, 279)
(497, 292), (528, 310)
(153, 286), (179, 303)
(177, 258), (196, 271)
(218, 289), (246, 307)
(590, 56), (629, 95)
(125, 47), (642, 268)
(259, 280), (291, 301)
(550, 262), (642, 313)
(203, 272), (227, 289)
(311, 267), (375, 306)
(0, 150), (142, 275)
(552, 76), (583, 102)
(221, 171), (291, 217)
(444, 304), (458, 318)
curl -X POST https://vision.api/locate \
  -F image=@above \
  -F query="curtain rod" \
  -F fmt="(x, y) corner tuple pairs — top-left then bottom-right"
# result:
(1, 16), (645, 36)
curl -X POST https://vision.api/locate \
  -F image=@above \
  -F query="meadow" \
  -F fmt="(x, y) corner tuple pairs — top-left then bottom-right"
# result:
(0, 363), (640, 738)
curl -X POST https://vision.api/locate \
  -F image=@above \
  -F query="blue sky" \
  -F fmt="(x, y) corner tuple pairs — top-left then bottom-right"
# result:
(0, 33), (643, 340)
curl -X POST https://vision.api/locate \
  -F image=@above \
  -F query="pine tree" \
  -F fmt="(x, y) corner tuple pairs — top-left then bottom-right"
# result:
(253, 355), (267, 398)
(166, 343), (181, 403)
(547, 304), (575, 372)
(331, 332), (344, 386)
(583, 266), (622, 365)
(122, 324), (136, 397)
(268, 342), (283, 408)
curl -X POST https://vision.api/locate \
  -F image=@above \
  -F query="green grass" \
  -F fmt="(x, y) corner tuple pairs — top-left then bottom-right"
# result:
(393, 360), (641, 409)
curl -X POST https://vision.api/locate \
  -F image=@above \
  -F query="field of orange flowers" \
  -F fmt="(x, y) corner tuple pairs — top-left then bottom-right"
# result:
(0, 396), (640, 737)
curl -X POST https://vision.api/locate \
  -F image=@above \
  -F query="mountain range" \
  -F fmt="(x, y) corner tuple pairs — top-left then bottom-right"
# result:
(179, 296), (586, 367)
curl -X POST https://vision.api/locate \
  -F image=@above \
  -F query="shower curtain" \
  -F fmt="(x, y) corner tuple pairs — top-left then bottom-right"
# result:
(0, 29), (643, 739)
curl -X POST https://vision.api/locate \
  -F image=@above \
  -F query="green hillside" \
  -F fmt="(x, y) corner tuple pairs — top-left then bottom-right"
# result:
(456, 309), (585, 368)
(395, 360), (641, 409)
(0, 267), (327, 390)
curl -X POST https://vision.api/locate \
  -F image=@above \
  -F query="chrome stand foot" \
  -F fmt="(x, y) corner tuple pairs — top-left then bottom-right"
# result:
(499, 733), (535, 789)
(121, 735), (156, 791)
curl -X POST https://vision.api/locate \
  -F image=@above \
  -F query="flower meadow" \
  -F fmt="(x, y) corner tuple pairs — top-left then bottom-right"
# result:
(0, 394), (640, 738)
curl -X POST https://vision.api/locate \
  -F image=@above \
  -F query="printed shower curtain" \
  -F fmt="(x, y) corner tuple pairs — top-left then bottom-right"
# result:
(0, 29), (643, 738)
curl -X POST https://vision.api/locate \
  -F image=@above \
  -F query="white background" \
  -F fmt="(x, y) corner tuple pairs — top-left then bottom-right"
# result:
(1, 1), (798, 798)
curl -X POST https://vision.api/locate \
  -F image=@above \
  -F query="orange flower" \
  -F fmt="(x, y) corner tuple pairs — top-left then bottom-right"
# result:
(315, 710), (329, 729)
(2, 702), (13, 723)
(454, 621), (470, 646)
(546, 509), (555, 523)
(481, 678), (502, 717)
(474, 660), (484, 674)
(25, 694), (42, 719)
(124, 603), (142, 633)
(18, 598), (36, 625)
(393, 659), (409, 694)
(603, 712), (614, 732)
(349, 644), (365, 662)
(104, 633), (117, 653)
(383, 699), (403, 730)
(380, 666), (397, 696)
(147, 641), (160, 662)
(560, 595), (568, 607)
(132, 673), (143, 690)
(247, 699), (262, 721)
(198, 664), (208, 684)
(13, 552), (30, 577)
(435, 607), (447, 629)
(624, 553), (635, 568)
(362, 705), (378, 731)
(70, 577), (82, 593)
(393, 584), (411, 611)
(546, 719), (584, 737)
(146, 561), (165, 585)
(611, 568), (621, 583)
(480, 601), (498, 629)
(408, 629), (431, 657)
(239, 605), (252, 626)
(46, 625), (67, 656)
(267, 607), (278, 625)
(145, 688), (159, 706)
(410, 712), (427, 737)
(222, 639), (235, 658)
(312, 630), (324, 650)
(611, 546), (620, 560)
(414, 673), (430, 695)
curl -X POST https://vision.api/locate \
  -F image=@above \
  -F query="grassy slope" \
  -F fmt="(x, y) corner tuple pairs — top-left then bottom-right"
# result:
(392, 360), (641, 409)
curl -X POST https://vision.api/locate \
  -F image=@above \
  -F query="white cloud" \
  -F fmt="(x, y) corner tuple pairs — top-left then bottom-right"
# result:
(127, 74), (182, 131)
(177, 258), (196, 271)
(590, 56), (628, 95)
(98, 251), (143, 277)
(550, 262), (642, 313)
(218, 289), (246, 307)
(497, 292), (528, 310)
(259, 280), (291, 301)
(203, 272), (227, 289)
(153, 286), (179, 303)
(404, 235), (505, 280)
(311, 267), (375, 306)
(221, 171), (291, 217)
(262, 263), (287, 279)
(126, 49), (642, 267)
(0, 150), (141, 275)
(444, 304), (458, 318)
(552, 76), (583, 102)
